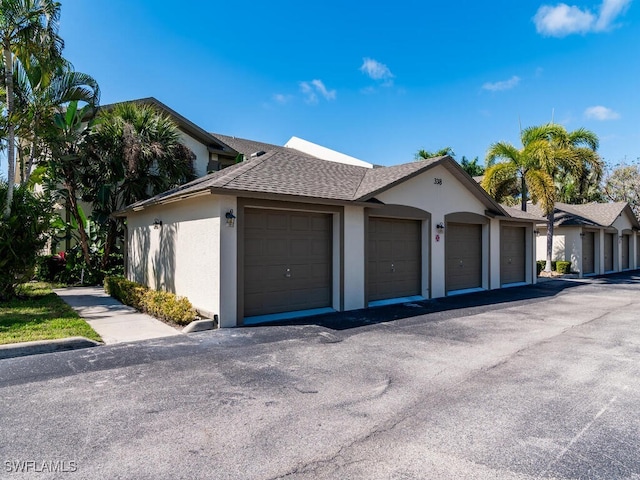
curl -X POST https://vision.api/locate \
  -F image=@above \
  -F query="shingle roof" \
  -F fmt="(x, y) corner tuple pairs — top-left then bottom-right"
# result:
(123, 151), (508, 217)
(527, 201), (638, 228)
(501, 205), (546, 221)
(354, 156), (445, 199)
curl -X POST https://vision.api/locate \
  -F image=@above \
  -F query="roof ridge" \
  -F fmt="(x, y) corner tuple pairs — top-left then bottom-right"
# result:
(213, 151), (276, 188)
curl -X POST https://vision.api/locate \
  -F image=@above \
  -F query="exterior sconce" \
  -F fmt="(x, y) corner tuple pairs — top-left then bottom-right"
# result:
(225, 209), (236, 227)
(579, 232), (585, 238)
(534, 229), (540, 236)
(153, 219), (162, 229)
(436, 222), (445, 233)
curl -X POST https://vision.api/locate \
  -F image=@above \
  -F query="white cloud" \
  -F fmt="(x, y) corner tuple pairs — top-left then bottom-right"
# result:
(300, 79), (336, 104)
(272, 93), (292, 104)
(482, 76), (521, 92)
(596, 0), (632, 30)
(533, 0), (631, 37)
(584, 105), (621, 120)
(360, 58), (394, 86)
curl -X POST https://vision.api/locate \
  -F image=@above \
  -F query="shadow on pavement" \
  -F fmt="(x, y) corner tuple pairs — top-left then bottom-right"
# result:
(243, 271), (640, 331)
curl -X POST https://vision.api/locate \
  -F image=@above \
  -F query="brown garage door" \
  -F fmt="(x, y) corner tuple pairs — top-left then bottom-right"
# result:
(604, 233), (614, 272)
(368, 217), (421, 302)
(446, 223), (482, 292)
(501, 226), (526, 284)
(622, 235), (630, 269)
(244, 209), (332, 317)
(582, 231), (595, 275)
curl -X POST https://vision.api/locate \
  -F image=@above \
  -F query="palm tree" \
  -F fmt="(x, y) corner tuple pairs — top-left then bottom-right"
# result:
(1, 0), (63, 218)
(82, 102), (196, 266)
(14, 59), (100, 184)
(542, 126), (600, 272)
(415, 147), (454, 161)
(482, 124), (558, 212)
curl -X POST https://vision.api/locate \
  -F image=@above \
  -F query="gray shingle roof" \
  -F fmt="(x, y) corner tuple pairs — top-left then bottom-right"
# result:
(354, 156), (445, 199)
(123, 151), (508, 217)
(527, 201), (638, 228)
(501, 205), (546, 221)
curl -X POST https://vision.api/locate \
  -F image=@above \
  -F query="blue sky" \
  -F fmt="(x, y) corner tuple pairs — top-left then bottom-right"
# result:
(3, 0), (639, 178)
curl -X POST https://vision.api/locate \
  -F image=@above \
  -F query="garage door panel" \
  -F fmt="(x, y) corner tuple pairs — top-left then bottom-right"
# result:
(622, 235), (629, 269)
(604, 233), (614, 271)
(244, 209), (332, 317)
(446, 223), (482, 292)
(501, 226), (526, 284)
(582, 231), (595, 274)
(368, 217), (421, 302)
(266, 212), (288, 230)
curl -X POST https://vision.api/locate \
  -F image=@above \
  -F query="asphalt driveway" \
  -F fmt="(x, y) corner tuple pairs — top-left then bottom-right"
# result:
(1, 273), (639, 479)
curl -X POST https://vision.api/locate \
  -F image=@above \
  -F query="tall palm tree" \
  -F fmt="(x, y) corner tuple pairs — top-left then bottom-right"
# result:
(542, 126), (600, 272)
(0, 0), (63, 218)
(13, 58), (100, 184)
(482, 124), (559, 212)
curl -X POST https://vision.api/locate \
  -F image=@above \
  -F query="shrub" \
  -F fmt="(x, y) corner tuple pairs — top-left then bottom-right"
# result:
(35, 254), (67, 282)
(104, 276), (197, 325)
(0, 184), (54, 299)
(537, 260), (557, 274)
(556, 261), (571, 274)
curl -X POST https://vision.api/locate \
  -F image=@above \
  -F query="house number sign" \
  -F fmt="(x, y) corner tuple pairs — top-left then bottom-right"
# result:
(434, 178), (443, 185)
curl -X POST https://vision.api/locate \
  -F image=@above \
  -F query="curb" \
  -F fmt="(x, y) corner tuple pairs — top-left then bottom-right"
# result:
(182, 318), (216, 333)
(0, 337), (101, 360)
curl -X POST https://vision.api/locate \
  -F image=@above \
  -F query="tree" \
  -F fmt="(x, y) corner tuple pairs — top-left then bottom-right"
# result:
(1, 0), (63, 218)
(43, 100), (95, 266)
(482, 125), (557, 212)
(603, 164), (640, 219)
(460, 156), (484, 177)
(542, 126), (600, 272)
(13, 58), (100, 185)
(82, 102), (196, 267)
(415, 147), (454, 161)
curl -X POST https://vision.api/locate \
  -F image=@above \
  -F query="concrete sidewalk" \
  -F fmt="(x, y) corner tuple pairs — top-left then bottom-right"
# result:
(54, 287), (182, 344)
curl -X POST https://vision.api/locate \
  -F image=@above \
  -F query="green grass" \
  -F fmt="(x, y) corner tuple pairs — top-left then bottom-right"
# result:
(0, 283), (102, 345)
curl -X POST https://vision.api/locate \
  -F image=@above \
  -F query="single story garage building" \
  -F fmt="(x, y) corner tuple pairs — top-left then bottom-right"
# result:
(120, 150), (537, 327)
(530, 201), (640, 277)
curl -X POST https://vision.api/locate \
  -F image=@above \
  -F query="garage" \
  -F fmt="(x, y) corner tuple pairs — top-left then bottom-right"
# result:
(243, 208), (332, 317)
(604, 232), (615, 272)
(582, 231), (595, 275)
(500, 225), (526, 285)
(446, 223), (482, 293)
(367, 217), (421, 302)
(622, 234), (630, 270)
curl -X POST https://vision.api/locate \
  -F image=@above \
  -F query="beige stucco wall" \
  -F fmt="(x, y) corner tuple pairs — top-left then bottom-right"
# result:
(179, 131), (210, 177)
(343, 205), (365, 310)
(127, 194), (222, 317)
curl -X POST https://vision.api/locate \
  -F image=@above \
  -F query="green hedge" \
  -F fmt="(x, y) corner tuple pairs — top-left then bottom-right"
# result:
(537, 260), (557, 274)
(104, 276), (197, 325)
(537, 260), (572, 275)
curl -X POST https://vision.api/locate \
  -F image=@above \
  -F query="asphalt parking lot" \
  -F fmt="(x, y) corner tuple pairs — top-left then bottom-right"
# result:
(1, 273), (639, 479)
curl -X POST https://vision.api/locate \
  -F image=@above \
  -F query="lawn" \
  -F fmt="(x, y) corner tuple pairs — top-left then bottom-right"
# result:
(0, 283), (102, 345)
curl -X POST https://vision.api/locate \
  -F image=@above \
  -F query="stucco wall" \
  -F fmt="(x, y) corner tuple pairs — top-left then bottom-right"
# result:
(179, 131), (210, 177)
(127, 194), (221, 316)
